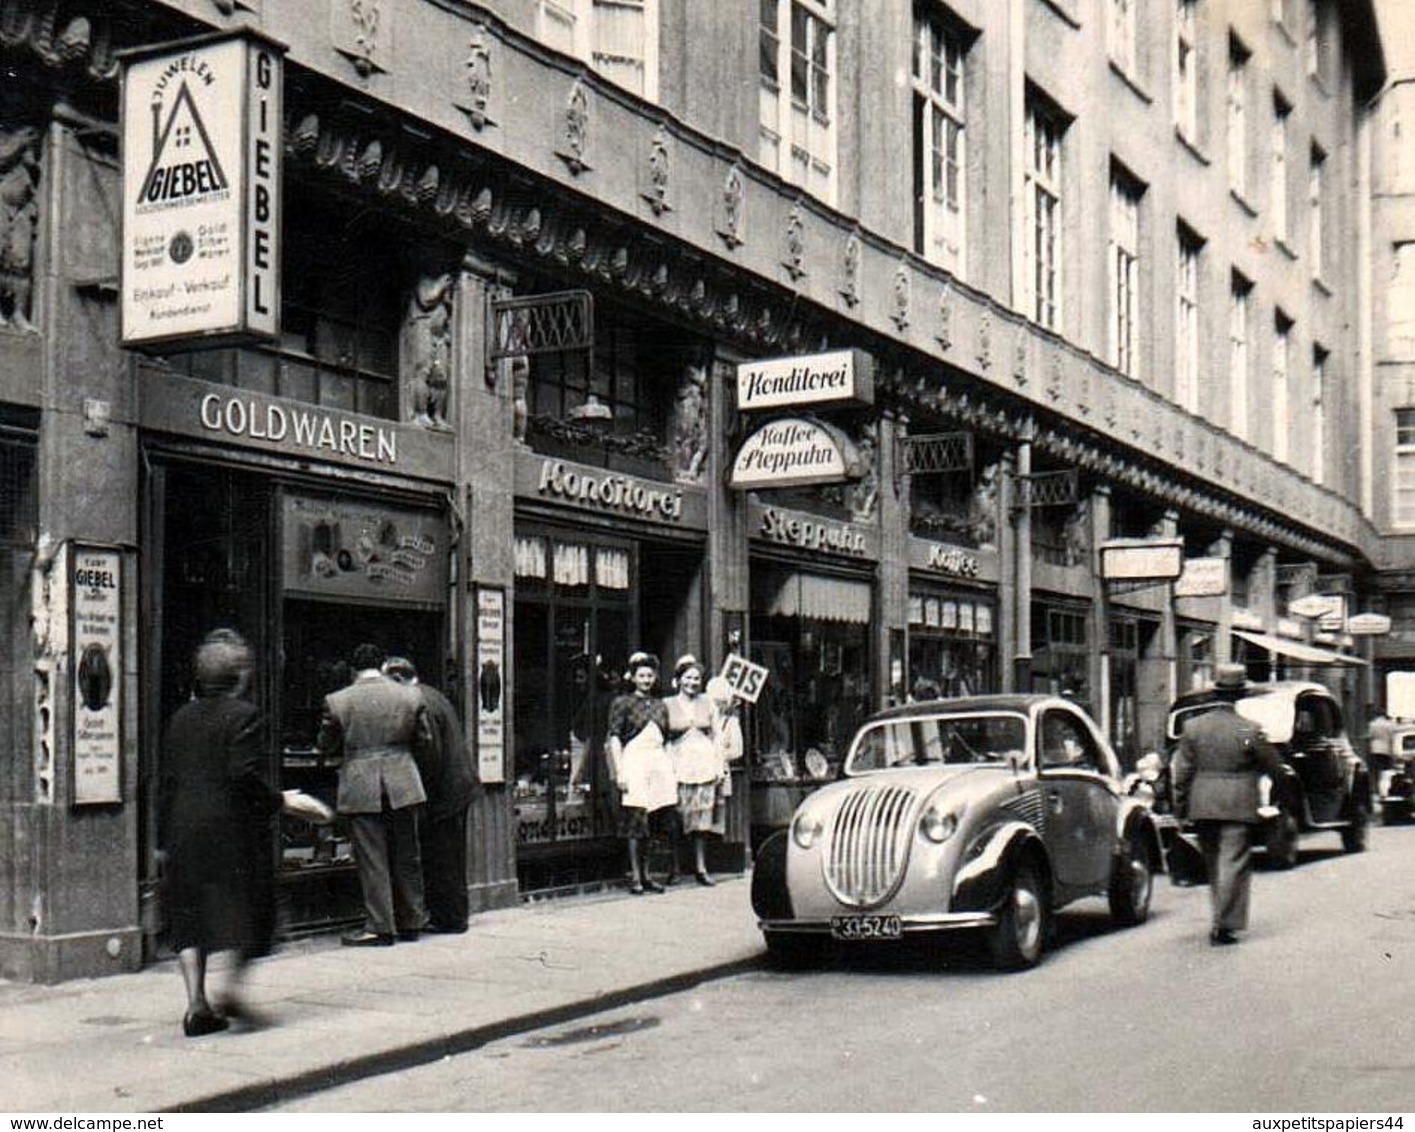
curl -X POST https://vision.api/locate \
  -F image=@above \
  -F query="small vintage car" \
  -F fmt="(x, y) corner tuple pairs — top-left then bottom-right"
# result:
(751, 695), (1164, 970)
(1374, 722), (1415, 824)
(1164, 680), (1371, 866)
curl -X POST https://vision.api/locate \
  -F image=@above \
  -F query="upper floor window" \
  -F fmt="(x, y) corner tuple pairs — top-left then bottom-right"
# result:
(1391, 242), (1415, 359)
(1311, 344), (1327, 485)
(1176, 224), (1202, 412)
(1395, 408), (1415, 528)
(1272, 94), (1291, 244)
(760, 0), (836, 204)
(537, 0), (659, 100)
(1309, 144), (1326, 278)
(913, 8), (968, 274)
(1174, 0), (1198, 142)
(1024, 93), (1066, 330)
(1228, 38), (1250, 197)
(1109, 168), (1144, 378)
(1230, 272), (1252, 439)
(1272, 311), (1292, 464)
(1108, 0), (1138, 76)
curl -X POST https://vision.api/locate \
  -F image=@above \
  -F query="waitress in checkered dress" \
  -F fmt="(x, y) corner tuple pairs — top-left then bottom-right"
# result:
(606, 652), (678, 894)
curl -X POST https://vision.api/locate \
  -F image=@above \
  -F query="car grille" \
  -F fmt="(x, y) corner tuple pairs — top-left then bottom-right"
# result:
(823, 786), (918, 908)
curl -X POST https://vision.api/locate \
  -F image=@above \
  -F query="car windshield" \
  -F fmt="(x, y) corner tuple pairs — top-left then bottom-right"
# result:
(845, 713), (1028, 774)
(1167, 690), (1296, 744)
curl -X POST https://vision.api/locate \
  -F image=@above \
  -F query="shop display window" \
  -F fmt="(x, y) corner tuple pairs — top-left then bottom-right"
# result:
(908, 590), (997, 699)
(749, 567), (873, 787)
(1030, 602), (1092, 714)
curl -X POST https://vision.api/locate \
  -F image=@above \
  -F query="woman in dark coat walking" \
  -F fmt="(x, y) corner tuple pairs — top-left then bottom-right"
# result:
(160, 629), (328, 1035)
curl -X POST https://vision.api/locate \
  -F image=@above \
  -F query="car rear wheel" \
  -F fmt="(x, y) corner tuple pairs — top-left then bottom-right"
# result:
(988, 863), (1046, 971)
(1264, 806), (1299, 870)
(1108, 837), (1153, 926)
(763, 931), (822, 971)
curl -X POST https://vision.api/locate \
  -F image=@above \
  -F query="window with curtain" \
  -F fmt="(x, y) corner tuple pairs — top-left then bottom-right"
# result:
(1228, 38), (1249, 196)
(1230, 272), (1252, 439)
(1272, 311), (1292, 464)
(1272, 94), (1291, 244)
(1396, 409), (1415, 529)
(1311, 345), (1327, 485)
(1174, 0), (1198, 141)
(1176, 225), (1201, 412)
(1109, 168), (1143, 378)
(912, 8), (967, 275)
(1309, 144), (1325, 278)
(1024, 94), (1065, 330)
(759, 0), (836, 204)
(535, 0), (658, 100)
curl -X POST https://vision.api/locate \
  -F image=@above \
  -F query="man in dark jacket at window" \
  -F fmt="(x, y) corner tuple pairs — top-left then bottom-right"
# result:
(385, 656), (478, 934)
(1171, 663), (1284, 946)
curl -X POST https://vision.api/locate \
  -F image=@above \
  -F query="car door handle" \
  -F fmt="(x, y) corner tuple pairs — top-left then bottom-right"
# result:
(1047, 791), (1064, 814)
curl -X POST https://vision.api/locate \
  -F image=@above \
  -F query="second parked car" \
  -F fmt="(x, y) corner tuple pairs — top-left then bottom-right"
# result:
(1164, 680), (1371, 867)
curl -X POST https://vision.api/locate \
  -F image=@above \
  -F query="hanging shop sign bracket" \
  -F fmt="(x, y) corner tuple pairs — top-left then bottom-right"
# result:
(1013, 468), (1078, 511)
(486, 290), (594, 384)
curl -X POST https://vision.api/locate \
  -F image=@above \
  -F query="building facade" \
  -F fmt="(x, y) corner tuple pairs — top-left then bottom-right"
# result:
(0, 0), (1388, 982)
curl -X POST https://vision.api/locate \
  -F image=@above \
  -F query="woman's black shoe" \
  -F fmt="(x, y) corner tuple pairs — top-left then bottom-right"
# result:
(641, 877), (665, 893)
(628, 881), (646, 895)
(183, 1010), (229, 1038)
(695, 871), (717, 887)
(1209, 928), (1240, 946)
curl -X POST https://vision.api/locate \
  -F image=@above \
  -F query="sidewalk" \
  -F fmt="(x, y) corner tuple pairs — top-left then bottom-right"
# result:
(0, 876), (761, 1113)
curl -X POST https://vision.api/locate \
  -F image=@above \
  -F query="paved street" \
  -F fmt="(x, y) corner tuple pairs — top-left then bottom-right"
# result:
(272, 823), (1415, 1112)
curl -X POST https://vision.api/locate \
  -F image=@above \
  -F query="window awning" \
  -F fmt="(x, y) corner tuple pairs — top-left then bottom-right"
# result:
(1232, 629), (1367, 667)
(766, 571), (873, 624)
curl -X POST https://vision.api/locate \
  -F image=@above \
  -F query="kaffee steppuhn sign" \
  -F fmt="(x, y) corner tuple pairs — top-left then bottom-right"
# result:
(120, 30), (284, 348)
(736, 349), (875, 412)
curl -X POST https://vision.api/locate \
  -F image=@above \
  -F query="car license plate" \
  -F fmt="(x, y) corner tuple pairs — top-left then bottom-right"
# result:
(829, 914), (902, 941)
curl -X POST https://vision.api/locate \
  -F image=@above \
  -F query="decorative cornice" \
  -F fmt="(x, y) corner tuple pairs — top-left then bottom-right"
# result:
(0, 1), (117, 80)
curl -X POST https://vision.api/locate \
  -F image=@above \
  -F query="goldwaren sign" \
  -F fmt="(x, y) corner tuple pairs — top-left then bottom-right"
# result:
(120, 30), (284, 348)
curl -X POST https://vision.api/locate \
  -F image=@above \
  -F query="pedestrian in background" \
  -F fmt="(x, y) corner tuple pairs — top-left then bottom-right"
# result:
(318, 642), (430, 946)
(384, 656), (478, 934)
(160, 629), (331, 1036)
(1170, 663), (1284, 946)
(664, 655), (725, 886)
(605, 651), (678, 894)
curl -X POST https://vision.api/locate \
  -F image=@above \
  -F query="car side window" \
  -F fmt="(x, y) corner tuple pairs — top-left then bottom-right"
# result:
(1039, 712), (1098, 771)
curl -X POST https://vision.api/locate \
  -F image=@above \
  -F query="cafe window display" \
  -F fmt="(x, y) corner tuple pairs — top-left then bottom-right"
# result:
(749, 565), (873, 785)
(908, 591), (997, 698)
(512, 530), (634, 856)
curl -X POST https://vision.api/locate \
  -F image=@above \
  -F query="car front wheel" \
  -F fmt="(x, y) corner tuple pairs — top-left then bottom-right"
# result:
(1108, 837), (1154, 926)
(988, 863), (1046, 971)
(1264, 806), (1300, 870)
(1341, 802), (1369, 853)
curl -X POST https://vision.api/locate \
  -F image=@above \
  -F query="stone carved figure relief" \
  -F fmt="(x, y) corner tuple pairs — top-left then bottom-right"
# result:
(643, 125), (670, 215)
(407, 273), (454, 429)
(559, 80), (590, 174)
(891, 260), (910, 330)
(0, 125), (41, 331)
(30, 532), (56, 804)
(839, 230), (861, 308)
(671, 363), (708, 483)
(718, 163), (744, 248)
(783, 204), (805, 280)
(510, 355), (530, 445)
(463, 24), (493, 129)
(847, 428), (880, 520)
(1062, 498), (1090, 568)
(968, 462), (1000, 548)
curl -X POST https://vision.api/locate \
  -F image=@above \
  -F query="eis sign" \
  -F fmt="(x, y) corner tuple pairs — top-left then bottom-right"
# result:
(120, 30), (284, 348)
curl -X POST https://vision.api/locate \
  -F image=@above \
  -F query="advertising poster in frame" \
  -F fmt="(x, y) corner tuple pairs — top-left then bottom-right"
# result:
(475, 588), (506, 784)
(72, 546), (122, 805)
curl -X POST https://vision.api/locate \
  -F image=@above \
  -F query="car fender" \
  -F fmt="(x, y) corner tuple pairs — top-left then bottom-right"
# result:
(950, 819), (1051, 915)
(1116, 802), (1165, 874)
(750, 830), (793, 921)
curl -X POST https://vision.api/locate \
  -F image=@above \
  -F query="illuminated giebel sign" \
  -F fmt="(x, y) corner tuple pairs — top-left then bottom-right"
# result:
(736, 349), (875, 412)
(120, 29), (284, 348)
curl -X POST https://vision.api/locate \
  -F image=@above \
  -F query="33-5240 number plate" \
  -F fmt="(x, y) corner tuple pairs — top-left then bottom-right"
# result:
(829, 915), (902, 941)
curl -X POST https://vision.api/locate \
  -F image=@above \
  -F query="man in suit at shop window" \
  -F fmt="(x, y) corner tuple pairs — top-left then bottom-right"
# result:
(317, 642), (431, 946)
(384, 656), (478, 934)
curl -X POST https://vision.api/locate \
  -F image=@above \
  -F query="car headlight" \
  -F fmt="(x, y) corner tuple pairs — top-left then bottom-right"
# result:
(919, 802), (961, 844)
(791, 806), (826, 850)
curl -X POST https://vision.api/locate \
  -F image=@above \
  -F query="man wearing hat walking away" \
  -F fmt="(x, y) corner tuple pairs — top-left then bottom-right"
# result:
(384, 657), (477, 934)
(1171, 663), (1284, 946)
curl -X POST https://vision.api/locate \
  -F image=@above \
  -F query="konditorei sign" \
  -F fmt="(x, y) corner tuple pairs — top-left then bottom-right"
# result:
(120, 29), (284, 348)
(736, 348), (875, 412)
(730, 417), (860, 490)
(514, 450), (709, 528)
